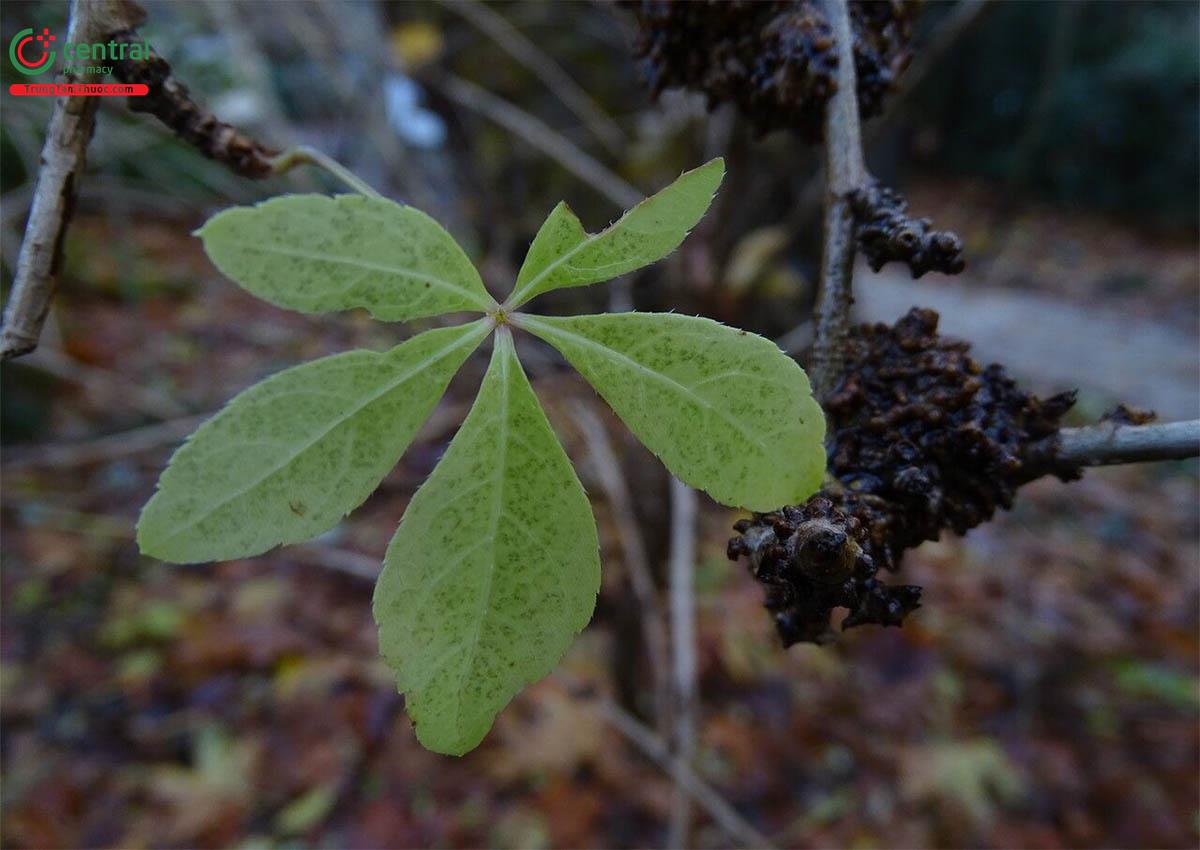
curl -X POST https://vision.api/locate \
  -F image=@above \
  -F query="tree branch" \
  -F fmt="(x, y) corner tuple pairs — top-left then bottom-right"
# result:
(810, 0), (871, 401)
(1030, 419), (1200, 474)
(667, 477), (699, 850)
(428, 70), (642, 209)
(552, 671), (775, 850)
(2, 0), (386, 360)
(0, 0), (143, 360)
(569, 400), (672, 734)
(445, 0), (626, 155)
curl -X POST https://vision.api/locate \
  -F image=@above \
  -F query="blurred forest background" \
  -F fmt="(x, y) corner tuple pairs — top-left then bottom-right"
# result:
(2, 1), (1197, 847)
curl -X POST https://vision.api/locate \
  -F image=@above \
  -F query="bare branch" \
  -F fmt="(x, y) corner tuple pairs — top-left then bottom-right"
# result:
(552, 671), (776, 850)
(787, 0), (991, 237)
(429, 71), (642, 209)
(667, 477), (699, 850)
(2, 414), (209, 472)
(809, 0), (870, 400)
(0, 1), (142, 359)
(22, 347), (190, 420)
(1030, 420), (1200, 473)
(570, 401), (672, 733)
(446, 0), (626, 154)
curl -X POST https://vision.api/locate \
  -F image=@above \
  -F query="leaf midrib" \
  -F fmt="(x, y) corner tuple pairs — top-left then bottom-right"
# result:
(504, 208), (681, 304)
(452, 334), (513, 742)
(151, 323), (487, 547)
(224, 241), (494, 312)
(521, 317), (769, 451)
(508, 229), (595, 307)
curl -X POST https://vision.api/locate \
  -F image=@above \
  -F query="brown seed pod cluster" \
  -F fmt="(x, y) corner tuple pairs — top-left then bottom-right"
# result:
(622, 0), (918, 140)
(849, 0), (919, 122)
(110, 30), (277, 179)
(728, 308), (1078, 646)
(849, 184), (966, 277)
(728, 499), (923, 645)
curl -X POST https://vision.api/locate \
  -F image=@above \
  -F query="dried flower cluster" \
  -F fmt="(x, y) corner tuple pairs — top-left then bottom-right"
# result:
(849, 184), (966, 278)
(728, 308), (1078, 645)
(623, 0), (918, 140)
(111, 30), (277, 178)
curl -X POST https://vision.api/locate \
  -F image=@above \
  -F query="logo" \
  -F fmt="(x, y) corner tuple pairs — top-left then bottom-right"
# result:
(9, 27), (56, 76)
(7, 25), (151, 97)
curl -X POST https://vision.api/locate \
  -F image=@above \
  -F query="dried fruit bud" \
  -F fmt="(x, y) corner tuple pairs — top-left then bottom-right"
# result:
(730, 308), (1079, 646)
(622, 0), (918, 141)
(793, 518), (859, 584)
(849, 184), (966, 277)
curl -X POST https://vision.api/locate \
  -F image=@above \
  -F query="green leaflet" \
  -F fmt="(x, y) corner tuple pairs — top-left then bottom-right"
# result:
(373, 329), (600, 756)
(141, 158), (831, 757)
(506, 158), (724, 307)
(138, 321), (490, 563)
(198, 194), (497, 320)
(518, 312), (826, 511)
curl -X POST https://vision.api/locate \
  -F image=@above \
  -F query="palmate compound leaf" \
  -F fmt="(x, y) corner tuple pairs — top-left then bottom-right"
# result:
(141, 158), (821, 757)
(137, 321), (491, 563)
(373, 328), (600, 756)
(504, 158), (725, 308)
(517, 312), (826, 511)
(197, 194), (497, 321)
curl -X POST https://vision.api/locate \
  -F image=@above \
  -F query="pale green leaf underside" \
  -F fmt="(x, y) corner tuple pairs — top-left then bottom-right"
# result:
(373, 330), (600, 756)
(520, 312), (826, 511)
(198, 194), (496, 321)
(138, 321), (490, 563)
(507, 158), (725, 307)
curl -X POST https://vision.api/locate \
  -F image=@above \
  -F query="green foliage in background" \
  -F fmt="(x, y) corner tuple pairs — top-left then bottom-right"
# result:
(137, 158), (826, 754)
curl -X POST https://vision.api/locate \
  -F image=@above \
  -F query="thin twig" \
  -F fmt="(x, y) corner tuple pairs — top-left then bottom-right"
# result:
(786, 0), (991, 248)
(569, 400), (672, 734)
(290, 544), (381, 582)
(667, 477), (700, 850)
(2, 414), (211, 472)
(1028, 420), (1200, 473)
(429, 71), (641, 208)
(809, 0), (870, 401)
(446, 0), (626, 154)
(552, 671), (775, 850)
(0, 0), (141, 360)
(22, 347), (190, 420)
